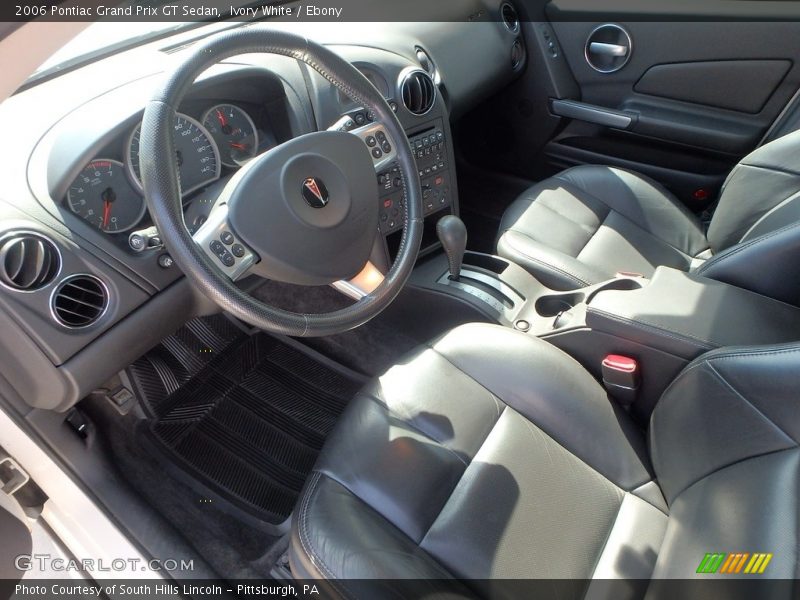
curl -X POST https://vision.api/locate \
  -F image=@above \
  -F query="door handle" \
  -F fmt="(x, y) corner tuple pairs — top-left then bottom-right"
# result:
(589, 42), (628, 57)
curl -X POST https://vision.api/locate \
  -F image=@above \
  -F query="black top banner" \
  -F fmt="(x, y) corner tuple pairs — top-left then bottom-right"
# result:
(5, 0), (800, 23)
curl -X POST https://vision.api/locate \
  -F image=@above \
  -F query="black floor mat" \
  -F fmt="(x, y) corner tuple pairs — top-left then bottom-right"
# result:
(128, 315), (361, 526)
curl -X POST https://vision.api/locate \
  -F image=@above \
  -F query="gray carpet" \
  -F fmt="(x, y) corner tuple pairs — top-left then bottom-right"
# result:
(251, 280), (422, 377)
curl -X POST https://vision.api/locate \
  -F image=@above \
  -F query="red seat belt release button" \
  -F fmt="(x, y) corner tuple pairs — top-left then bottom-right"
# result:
(601, 355), (640, 405)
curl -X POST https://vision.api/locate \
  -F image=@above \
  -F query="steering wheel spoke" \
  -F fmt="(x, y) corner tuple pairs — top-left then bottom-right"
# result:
(329, 116), (398, 172)
(192, 203), (258, 281)
(331, 261), (386, 300)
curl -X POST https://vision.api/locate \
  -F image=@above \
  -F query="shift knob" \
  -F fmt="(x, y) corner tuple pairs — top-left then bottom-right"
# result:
(436, 215), (467, 280)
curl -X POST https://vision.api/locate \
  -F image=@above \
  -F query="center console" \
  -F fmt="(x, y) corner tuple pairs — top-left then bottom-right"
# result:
(408, 246), (800, 421)
(376, 116), (457, 265)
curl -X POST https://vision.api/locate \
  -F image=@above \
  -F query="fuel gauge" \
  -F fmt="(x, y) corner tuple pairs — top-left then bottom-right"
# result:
(201, 104), (259, 167)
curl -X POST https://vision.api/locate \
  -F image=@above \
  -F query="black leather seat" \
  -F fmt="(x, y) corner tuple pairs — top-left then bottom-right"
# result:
(290, 323), (799, 597)
(496, 130), (800, 301)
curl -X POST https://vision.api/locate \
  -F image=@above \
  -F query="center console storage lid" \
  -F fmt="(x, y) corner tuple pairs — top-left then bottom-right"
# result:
(586, 267), (800, 360)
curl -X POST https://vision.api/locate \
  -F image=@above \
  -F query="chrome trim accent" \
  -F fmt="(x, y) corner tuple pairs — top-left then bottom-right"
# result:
(0, 230), (63, 293)
(585, 24), (633, 74)
(397, 68), (437, 117)
(589, 42), (628, 57)
(332, 261), (385, 300)
(49, 273), (110, 330)
(500, 2), (520, 34)
(200, 103), (260, 168)
(125, 112), (222, 197)
(66, 158), (147, 234)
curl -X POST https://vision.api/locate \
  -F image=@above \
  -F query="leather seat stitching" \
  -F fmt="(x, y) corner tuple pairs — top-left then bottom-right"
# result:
(297, 471), (355, 600)
(736, 161), (800, 179)
(586, 492), (629, 585)
(314, 470), (462, 579)
(706, 362), (797, 445)
(418, 405), (509, 549)
(652, 345), (800, 423)
(631, 483), (669, 516)
(522, 198), (605, 243)
(698, 221), (800, 274)
(667, 445), (798, 504)
(552, 171), (704, 251)
(502, 231), (594, 286)
(358, 392), (473, 467)
(588, 308), (718, 348)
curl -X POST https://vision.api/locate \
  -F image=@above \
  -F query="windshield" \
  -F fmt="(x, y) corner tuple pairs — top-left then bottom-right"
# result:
(36, 22), (188, 74)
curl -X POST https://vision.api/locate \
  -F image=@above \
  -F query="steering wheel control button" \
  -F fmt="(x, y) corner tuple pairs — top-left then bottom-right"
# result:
(301, 177), (330, 209)
(220, 231), (234, 245)
(231, 244), (245, 258)
(210, 240), (224, 254)
(366, 136), (377, 147)
(220, 252), (236, 267)
(371, 148), (383, 159)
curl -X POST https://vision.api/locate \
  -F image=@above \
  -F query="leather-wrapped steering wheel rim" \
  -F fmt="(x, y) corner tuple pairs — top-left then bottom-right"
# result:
(140, 26), (423, 337)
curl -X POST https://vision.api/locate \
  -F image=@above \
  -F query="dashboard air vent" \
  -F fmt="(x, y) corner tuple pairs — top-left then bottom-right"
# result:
(0, 233), (60, 291)
(501, 3), (520, 34)
(511, 39), (525, 70)
(400, 70), (436, 115)
(51, 275), (108, 328)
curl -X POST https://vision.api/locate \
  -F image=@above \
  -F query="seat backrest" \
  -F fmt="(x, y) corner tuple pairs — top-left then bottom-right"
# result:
(708, 129), (800, 252)
(647, 343), (800, 581)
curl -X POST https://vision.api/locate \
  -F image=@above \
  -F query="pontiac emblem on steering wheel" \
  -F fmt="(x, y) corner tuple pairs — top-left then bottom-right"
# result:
(302, 177), (329, 208)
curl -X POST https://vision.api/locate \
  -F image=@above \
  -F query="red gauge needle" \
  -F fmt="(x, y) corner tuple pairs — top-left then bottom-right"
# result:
(230, 142), (247, 150)
(100, 186), (115, 230)
(102, 200), (112, 229)
(216, 109), (228, 127)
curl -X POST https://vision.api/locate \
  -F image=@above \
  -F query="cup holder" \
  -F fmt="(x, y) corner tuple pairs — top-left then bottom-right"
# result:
(534, 278), (645, 318)
(535, 292), (585, 317)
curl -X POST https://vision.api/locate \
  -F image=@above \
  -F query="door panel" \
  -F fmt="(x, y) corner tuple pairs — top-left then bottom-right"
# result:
(536, 4), (800, 209)
(633, 60), (791, 115)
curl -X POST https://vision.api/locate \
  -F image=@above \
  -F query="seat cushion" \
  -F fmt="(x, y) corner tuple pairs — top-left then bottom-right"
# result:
(496, 166), (709, 290)
(290, 324), (668, 596)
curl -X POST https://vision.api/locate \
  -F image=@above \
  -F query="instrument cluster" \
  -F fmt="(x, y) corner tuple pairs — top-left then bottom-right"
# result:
(64, 103), (267, 235)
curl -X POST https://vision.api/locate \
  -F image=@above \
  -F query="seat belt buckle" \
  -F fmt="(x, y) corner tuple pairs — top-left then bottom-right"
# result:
(601, 354), (640, 407)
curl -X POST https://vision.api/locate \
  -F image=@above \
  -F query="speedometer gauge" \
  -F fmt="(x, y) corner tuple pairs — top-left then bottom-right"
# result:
(67, 159), (145, 233)
(201, 104), (259, 167)
(126, 113), (221, 197)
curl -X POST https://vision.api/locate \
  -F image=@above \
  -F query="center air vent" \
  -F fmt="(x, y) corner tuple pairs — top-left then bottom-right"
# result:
(0, 232), (60, 291)
(51, 275), (108, 328)
(400, 70), (436, 115)
(501, 3), (520, 33)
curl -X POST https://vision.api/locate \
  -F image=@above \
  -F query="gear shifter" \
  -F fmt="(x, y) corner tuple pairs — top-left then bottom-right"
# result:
(436, 215), (467, 280)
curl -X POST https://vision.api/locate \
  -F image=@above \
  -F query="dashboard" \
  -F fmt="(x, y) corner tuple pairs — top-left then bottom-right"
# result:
(0, 5), (527, 411)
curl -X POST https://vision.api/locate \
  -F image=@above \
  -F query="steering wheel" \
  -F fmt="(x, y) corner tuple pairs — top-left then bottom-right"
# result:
(139, 27), (423, 337)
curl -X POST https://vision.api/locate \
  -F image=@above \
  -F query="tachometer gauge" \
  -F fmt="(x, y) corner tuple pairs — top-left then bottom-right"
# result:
(126, 113), (221, 197)
(201, 104), (259, 167)
(66, 159), (145, 233)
